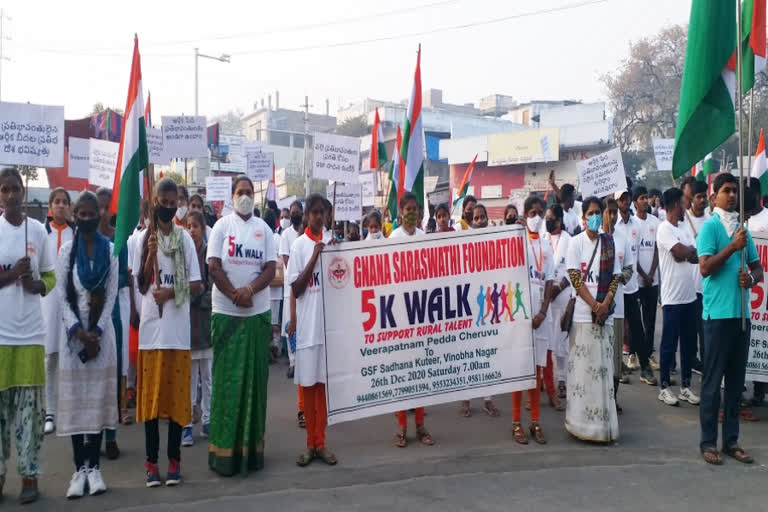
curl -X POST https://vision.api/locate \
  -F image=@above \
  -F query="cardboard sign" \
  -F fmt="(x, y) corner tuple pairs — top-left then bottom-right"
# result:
(246, 151), (274, 181)
(652, 138), (674, 171)
(0, 101), (65, 167)
(205, 176), (232, 202)
(313, 132), (360, 183)
(147, 127), (169, 165)
(359, 169), (377, 206)
(327, 183), (362, 222)
(576, 148), (628, 199)
(162, 116), (208, 158)
(68, 137), (90, 179)
(88, 138), (119, 189)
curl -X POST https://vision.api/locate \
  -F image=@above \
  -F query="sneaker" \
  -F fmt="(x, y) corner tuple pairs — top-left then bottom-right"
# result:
(627, 354), (640, 370)
(201, 423), (209, 438)
(87, 467), (107, 496)
(66, 467), (88, 499)
(658, 387), (679, 406)
(649, 355), (660, 371)
(166, 459), (181, 487)
(105, 440), (120, 460)
(182, 426), (194, 447)
(622, 344), (629, 356)
(145, 462), (162, 488)
(679, 387), (701, 405)
(671, 367), (678, 375)
(44, 415), (55, 435)
(640, 368), (658, 386)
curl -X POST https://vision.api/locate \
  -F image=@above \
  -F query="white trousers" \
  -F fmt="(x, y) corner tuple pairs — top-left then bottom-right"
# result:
(44, 353), (58, 417)
(188, 358), (212, 427)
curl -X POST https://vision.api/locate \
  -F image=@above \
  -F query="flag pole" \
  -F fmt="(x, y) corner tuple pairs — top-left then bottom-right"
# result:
(749, 88), (755, 171)
(147, 163), (163, 318)
(736, 0), (746, 329)
(23, 167), (29, 255)
(331, 181), (337, 228)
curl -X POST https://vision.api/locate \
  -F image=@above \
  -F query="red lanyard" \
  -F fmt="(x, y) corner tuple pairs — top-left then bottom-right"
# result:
(529, 235), (543, 273)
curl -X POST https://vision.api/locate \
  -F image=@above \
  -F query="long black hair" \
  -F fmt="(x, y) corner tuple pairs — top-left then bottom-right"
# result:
(65, 191), (102, 326)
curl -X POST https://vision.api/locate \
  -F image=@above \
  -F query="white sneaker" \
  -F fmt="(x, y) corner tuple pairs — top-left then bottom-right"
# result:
(658, 387), (679, 406)
(44, 417), (55, 435)
(649, 355), (660, 371)
(678, 387), (701, 405)
(66, 467), (88, 499)
(87, 467), (107, 496)
(627, 354), (640, 370)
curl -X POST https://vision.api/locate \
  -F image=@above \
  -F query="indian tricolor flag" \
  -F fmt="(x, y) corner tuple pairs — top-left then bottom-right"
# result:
(692, 153), (714, 182)
(729, 0), (767, 93)
(672, 0), (737, 178)
(752, 129), (768, 195)
(452, 154), (478, 210)
(387, 126), (405, 219)
(110, 35), (149, 257)
(401, 45), (425, 207)
(370, 107), (388, 169)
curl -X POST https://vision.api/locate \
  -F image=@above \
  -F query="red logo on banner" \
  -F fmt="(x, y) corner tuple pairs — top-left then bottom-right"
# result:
(328, 257), (351, 289)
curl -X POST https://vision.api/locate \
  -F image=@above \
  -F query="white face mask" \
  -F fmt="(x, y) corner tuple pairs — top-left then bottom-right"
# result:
(175, 206), (188, 220)
(234, 195), (255, 216)
(526, 215), (542, 234)
(280, 218), (291, 230)
(367, 231), (384, 240)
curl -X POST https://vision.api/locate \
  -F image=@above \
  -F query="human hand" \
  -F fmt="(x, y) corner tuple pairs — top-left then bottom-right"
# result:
(738, 269), (754, 289)
(12, 257), (31, 281)
(288, 318), (296, 336)
(731, 227), (747, 251)
(130, 308), (140, 329)
(147, 234), (158, 256)
(152, 287), (174, 306)
(532, 312), (544, 330)
(313, 241), (326, 257)
(232, 287), (254, 308)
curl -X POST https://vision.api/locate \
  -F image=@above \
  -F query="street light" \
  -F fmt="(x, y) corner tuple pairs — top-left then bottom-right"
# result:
(194, 48), (231, 115)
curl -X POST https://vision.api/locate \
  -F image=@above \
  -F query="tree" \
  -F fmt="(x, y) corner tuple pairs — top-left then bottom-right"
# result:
(211, 109), (244, 135)
(334, 115), (368, 137)
(165, 172), (185, 185)
(90, 102), (124, 116)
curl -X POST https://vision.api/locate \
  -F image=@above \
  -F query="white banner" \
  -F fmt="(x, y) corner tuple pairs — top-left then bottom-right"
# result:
(88, 138), (119, 189)
(576, 147), (627, 199)
(246, 151), (274, 181)
(320, 226), (536, 425)
(359, 169), (376, 206)
(747, 232), (768, 383)
(0, 101), (65, 167)
(652, 138), (674, 171)
(161, 116), (208, 158)
(327, 183), (362, 222)
(277, 195), (297, 210)
(67, 137), (90, 179)
(313, 132), (360, 183)
(147, 127), (169, 165)
(205, 176), (232, 202)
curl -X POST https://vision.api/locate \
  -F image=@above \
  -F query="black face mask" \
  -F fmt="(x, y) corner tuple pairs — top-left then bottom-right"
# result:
(545, 219), (557, 233)
(77, 218), (99, 234)
(505, 216), (517, 225)
(156, 205), (177, 224)
(291, 213), (303, 227)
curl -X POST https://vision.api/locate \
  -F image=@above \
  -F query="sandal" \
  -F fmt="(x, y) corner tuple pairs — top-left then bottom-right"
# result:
(296, 447), (315, 467)
(700, 445), (723, 465)
(548, 395), (565, 411)
(19, 478), (38, 504)
(315, 446), (338, 465)
(297, 411), (306, 429)
(558, 381), (566, 399)
(460, 401), (471, 418)
(416, 425), (435, 446)
(529, 422), (547, 444)
(724, 444), (754, 464)
(482, 401), (500, 417)
(121, 409), (134, 425)
(739, 408), (760, 422)
(524, 399), (531, 411)
(512, 422), (529, 445)
(395, 428), (407, 448)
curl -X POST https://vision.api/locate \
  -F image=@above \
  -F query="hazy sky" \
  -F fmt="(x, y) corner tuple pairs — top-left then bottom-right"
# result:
(1, 0), (692, 121)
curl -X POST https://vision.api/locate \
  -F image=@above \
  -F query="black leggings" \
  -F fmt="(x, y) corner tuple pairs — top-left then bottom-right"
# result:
(145, 419), (182, 464)
(71, 432), (103, 469)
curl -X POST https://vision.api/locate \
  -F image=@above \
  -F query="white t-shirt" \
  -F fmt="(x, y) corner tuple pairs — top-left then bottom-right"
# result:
(42, 222), (74, 354)
(389, 226), (425, 238)
(544, 230), (572, 308)
(748, 207), (768, 233)
(682, 209), (710, 294)
(286, 231), (332, 350)
(206, 213), (276, 317)
(656, 220), (697, 306)
(279, 225), (301, 258)
(270, 232), (283, 301)
(132, 228), (201, 350)
(657, 208), (667, 222)
(605, 228), (633, 319)
(566, 232), (622, 326)
(614, 215), (641, 294)
(635, 214), (660, 286)
(527, 235), (554, 342)
(0, 216), (55, 346)
(563, 207), (580, 236)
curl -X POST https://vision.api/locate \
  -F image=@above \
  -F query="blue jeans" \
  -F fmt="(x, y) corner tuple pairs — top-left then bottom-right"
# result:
(699, 318), (750, 450)
(660, 301), (697, 389)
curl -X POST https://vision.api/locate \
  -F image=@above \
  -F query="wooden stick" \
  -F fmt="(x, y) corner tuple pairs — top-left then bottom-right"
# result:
(23, 167), (29, 256)
(331, 181), (337, 228)
(146, 164), (163, 318)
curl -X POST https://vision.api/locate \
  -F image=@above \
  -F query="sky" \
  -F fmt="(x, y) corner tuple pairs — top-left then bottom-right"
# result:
(0, 0), (692, 122)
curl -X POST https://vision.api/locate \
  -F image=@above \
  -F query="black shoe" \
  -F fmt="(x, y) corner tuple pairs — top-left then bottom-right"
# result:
(286, 366), (295, 379)
(105, 440), (120, 460)
(640, 368), (658, 386)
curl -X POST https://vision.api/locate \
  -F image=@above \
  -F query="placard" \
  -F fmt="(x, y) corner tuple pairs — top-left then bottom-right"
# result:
(487, 128), (559, 166)
(576, 148), (627, 199)
(88, 138), (119, 189)
(68, 137), (90, 179)
(747, 232), (768, 383)
(0, 101), (65, 167)
(277, 195), (297, 210)
(313, 132), (360, 183)
(652, 138), (674, 171)
(246, 151), (274, 181)
(161, 116), (208, 158)
(205, 176), (232, 202)
(359, 169), (377, 206)
(327, 183), (362, 222)
(320, 226), (536, 425)
(147, 127), (169, 165)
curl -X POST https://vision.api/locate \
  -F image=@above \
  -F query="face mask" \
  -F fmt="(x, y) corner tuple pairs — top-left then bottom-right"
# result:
(280, 218), (291, 230)
(586, 213), (602, 232)
(175, 206), (188, 221)
(362, 228), (368, 239)
(77, 218), (99, 234)
(526, 215), (542, 233)
(472, 220), (488, 229)
(234, 195), (254, 216)
(156, 205), (177, 224)
(403, 212), (419, 227)
(291, 213), (303, 227)
(545, 219), (557, 233)
(348, 233), (360, 242)
(367, 231), (384, 240)
(505, 216), (517, 225)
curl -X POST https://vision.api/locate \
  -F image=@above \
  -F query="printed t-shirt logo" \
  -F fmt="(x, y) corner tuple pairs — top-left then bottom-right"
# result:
(328, 257), (350, 289)
(227, 235), (263, 259)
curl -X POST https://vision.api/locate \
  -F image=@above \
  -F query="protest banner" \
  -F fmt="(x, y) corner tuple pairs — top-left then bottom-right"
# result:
(205, 176), (232, 202)
(67, 137), (90, 179)
(0, 101), (65, 167)
(747, 232), (768, 383)
(246, 151), (274, 181)
(327, 183), (362, 222)
(320, 226), (536, 425)
(147, 127), (169, 165)
(487, 128), (559, 166)
(88, 138), (119, 189)
(161, 116), (208, 158)
(313, 132), (360, 183)
(359, 169), (376, 206)
(652, 138), (674, 171)
(576, 148), (627, 198)
(277, 195), (297, 209)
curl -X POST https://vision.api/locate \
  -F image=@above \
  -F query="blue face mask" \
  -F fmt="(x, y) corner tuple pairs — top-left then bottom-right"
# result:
(362, 228), (368, 239)
(586, 213), (602, 232)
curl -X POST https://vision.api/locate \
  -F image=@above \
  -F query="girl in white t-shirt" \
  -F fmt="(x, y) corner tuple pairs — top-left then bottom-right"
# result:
(364, 210), (385, 240)
(287, 194), (337, 467)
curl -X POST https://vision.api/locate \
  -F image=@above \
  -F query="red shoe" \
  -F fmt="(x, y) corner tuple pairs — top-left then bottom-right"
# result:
(166, 459), (181, 486)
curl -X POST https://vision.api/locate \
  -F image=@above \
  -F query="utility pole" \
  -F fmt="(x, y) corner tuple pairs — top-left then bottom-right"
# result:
(300, 96), (313, 197)
(194, 48), (230, 116)
(194, 47), (198, 116)
(0, 9), (10, 103)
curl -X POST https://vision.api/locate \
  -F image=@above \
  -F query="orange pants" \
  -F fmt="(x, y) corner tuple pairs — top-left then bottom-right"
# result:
(512, 367), (542, 422)
(542, 351), (557, 399)
(298, 386), (304, 412)
(301, 383), (327, 449)
(396, 407), (425, 429)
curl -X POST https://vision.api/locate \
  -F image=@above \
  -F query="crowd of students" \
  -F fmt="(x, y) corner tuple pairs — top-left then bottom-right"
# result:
(0, 166), (763, 504)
